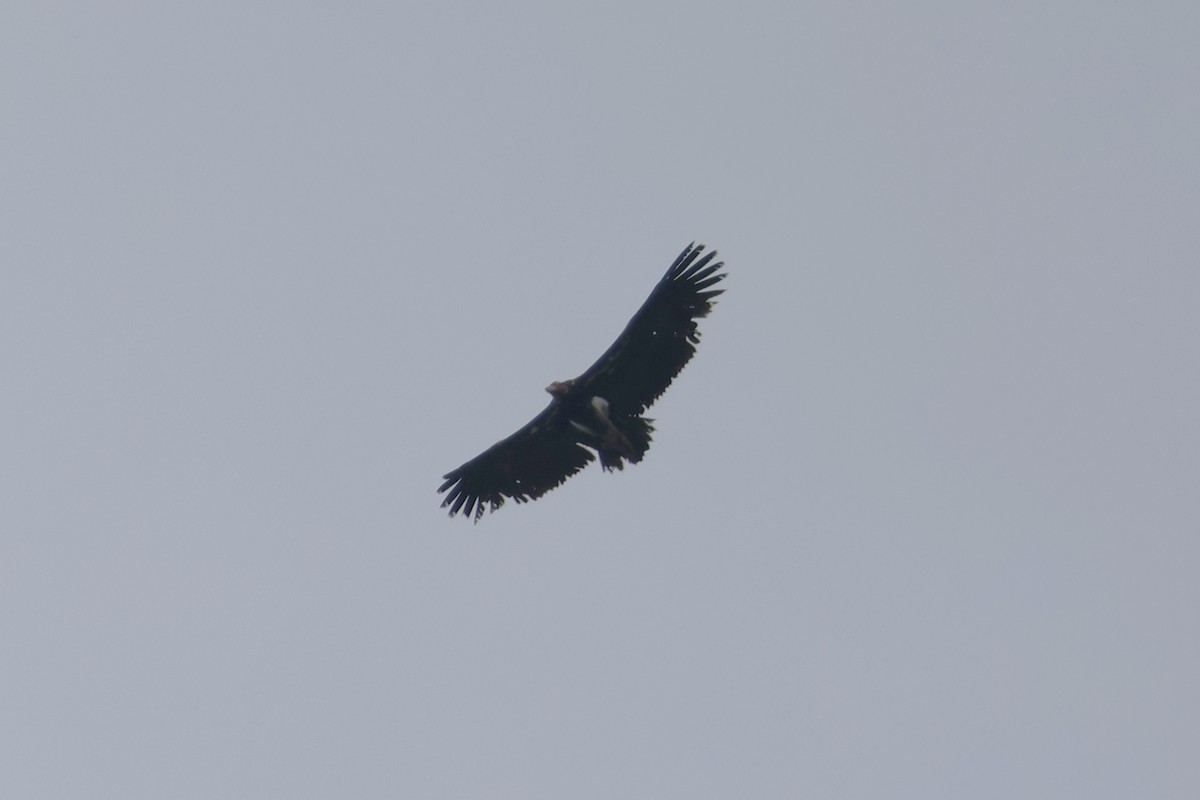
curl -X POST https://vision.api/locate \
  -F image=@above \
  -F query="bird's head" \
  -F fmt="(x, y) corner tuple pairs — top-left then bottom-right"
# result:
(545, 380), (573, 398)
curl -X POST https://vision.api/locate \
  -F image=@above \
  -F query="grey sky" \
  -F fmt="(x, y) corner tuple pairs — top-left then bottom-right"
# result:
(3, 2), (1198, 798)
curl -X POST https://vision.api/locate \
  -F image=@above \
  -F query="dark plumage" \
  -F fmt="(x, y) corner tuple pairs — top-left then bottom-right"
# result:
(438, 243), (726, 521)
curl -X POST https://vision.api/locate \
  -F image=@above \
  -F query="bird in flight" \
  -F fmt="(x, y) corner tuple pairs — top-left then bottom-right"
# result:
(438, 242), (727, 521)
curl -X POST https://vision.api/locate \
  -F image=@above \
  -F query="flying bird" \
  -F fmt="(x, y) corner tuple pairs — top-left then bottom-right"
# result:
(438, 242), (726, 521)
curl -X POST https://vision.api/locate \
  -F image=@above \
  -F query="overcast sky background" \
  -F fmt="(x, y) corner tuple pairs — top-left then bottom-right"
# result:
(3, 2), (1198, 798)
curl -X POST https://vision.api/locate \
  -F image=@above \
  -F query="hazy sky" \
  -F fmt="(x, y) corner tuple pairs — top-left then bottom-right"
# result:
(3, 2), (1198, 798)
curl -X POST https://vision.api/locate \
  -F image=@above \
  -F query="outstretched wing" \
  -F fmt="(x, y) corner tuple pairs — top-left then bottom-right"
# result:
(574, 243), (726, 415)
(438, 404), (596, 521)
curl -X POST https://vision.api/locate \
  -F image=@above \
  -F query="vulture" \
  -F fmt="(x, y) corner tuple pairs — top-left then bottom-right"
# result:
(438, 242), (726, 521)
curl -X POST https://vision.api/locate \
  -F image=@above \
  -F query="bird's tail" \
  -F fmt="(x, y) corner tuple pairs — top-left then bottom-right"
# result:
(598, 416), (654, 472)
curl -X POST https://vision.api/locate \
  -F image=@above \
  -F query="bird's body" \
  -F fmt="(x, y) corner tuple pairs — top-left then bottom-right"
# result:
(438, 243), (726, 520)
